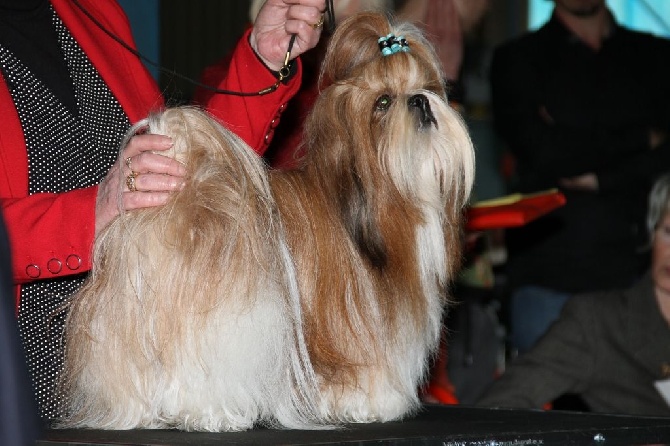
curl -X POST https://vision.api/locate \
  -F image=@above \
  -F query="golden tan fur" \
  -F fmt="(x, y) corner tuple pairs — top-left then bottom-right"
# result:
(60, 12), (474, 431)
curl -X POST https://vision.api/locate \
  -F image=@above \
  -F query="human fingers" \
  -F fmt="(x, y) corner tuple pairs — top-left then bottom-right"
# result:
(96, 168), (179, 236)
(124, 171), (184, 194)
(283, 0), (325, 27)
(95, 186), (171, 235)
(124, 151), (186, 180)
(283, 3), (326, 55)
(95, 134), (183, 235)
(122, 134), (185, 193)
(123, 133), (173, 159)
(251, 0), (325, 69)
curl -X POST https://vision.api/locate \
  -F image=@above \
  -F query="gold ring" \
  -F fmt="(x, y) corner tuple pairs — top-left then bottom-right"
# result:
(126, 171), (138, 192)
(311, 14), (324, 29)
(125, 156), (132, 171)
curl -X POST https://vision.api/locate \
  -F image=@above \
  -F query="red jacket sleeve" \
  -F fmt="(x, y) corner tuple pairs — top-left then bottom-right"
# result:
(200, 28), (303, 156)
(0, 73), (98, 301)
(3, 188), (97, 285)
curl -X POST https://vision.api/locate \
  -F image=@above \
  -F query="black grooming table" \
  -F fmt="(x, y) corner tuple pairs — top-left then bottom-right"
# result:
(39, 404), (670, 446)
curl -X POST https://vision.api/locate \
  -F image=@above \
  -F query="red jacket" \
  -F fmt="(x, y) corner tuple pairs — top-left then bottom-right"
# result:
(0, 0), (301, 309)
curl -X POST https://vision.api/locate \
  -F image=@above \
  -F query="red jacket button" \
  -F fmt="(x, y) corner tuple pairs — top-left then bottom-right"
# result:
(66, 254), (82, 271)
(26, 264), (41, 278)
(47, 258), (63, 274)
(265, 130), (274, 145)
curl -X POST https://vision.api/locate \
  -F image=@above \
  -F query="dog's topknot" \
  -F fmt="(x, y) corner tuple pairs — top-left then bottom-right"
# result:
(319, 12), (443, 87)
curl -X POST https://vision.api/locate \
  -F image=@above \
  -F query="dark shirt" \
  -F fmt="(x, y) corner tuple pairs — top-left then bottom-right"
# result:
(0, 0), (76, 113)
(491, 13), (670, 292)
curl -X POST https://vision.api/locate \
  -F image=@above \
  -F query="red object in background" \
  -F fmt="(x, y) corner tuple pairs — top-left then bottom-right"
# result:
(423, 330), (459, 405)
(465, 189), (567, 232)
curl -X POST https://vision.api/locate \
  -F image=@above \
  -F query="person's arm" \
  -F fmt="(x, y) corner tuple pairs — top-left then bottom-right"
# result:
(0, 84), (99, 287)
(477, 296), (598, 409)
(3, 0), (325, 291)
(201, 28), (303, 155)
(201, 0), (325, 155)
(3, 188), (97, 287)
(592, 140), (670, 194)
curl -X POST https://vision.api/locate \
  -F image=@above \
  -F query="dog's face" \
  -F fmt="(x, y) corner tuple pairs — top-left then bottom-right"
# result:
(303, 12), (474, 268)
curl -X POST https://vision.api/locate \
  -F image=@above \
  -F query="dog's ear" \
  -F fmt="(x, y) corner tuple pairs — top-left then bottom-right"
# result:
(307, 89), (390, 270)
(338, 169), (388, 269)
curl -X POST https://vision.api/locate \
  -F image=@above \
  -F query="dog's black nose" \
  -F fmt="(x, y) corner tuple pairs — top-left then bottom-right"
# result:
(408, 94), (438, 128)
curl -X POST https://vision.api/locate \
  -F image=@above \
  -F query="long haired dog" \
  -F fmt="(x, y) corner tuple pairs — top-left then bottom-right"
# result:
(60, 12), (474, 431)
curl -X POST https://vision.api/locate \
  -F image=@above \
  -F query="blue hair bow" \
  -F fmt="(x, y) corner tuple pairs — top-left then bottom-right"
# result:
(377, 33), (410, 56)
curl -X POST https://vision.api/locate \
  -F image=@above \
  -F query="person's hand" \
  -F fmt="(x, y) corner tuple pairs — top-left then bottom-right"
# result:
(95, 134), (186, 236)
(250, 0), (326, 72)
(650, 128), (667, 150)
(559, 173), (599, 192)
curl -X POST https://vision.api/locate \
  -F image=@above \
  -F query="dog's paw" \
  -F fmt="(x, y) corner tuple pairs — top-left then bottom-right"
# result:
(319, 387), (418, 424)
(167, 412), (257, 433)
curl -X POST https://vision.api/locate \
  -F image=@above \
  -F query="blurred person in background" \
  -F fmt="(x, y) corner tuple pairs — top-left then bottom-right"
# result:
(490, 0), (670, 355)
(477, 172), (670, 417)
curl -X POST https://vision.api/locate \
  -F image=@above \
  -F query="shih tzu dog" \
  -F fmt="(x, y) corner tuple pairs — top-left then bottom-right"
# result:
(60, 12), (474, 431)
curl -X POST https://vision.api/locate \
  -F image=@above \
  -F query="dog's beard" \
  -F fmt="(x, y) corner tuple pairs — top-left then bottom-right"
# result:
(380, 91), (474, 303)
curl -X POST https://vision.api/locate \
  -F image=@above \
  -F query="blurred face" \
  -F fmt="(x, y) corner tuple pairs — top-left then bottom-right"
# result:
(553, 0), (606, 17)
(653, 213), (670, 298)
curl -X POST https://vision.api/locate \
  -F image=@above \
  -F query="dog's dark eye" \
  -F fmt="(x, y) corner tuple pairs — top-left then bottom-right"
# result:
(375, 94), (393, 112)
